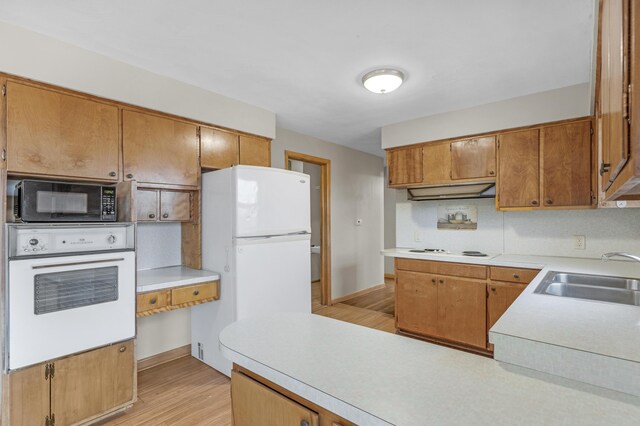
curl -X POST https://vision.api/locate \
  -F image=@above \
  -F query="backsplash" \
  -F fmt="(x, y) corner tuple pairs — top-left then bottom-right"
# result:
(396, 192), (640, 258)
(136, 223), (182, 269)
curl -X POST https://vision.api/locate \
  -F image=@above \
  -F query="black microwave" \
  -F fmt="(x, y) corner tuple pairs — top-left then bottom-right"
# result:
(14, 180), (117, 222)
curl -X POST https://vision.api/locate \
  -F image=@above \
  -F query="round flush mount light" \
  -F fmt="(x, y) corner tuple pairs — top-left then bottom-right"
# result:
(362, 68), (405, 94)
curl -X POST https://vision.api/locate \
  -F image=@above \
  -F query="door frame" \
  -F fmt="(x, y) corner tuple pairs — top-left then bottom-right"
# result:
(284, 150), (332, 306)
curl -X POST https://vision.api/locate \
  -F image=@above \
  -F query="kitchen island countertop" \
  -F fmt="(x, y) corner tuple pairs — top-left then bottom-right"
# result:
(220, 313), (640, 426)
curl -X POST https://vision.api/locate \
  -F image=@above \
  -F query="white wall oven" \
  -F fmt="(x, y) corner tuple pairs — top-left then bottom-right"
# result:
(5, 223), (135, 371)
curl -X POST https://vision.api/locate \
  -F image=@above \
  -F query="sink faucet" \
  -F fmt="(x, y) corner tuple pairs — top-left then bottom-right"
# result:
(601, 252), (640, 263)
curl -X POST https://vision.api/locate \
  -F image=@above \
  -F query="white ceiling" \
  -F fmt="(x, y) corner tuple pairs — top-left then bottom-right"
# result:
(0, 0), (595, 156)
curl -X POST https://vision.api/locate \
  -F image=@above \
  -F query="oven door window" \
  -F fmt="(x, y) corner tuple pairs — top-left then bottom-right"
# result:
(34, 266), (119, 315)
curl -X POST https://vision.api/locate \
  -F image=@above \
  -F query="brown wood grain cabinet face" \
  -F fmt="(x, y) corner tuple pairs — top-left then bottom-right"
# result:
(4, 363), (49, 426)
(497, 129), (540, 208)
(136, 189), (159, 221)
(489, 266), (540, 284)
(542, 120), (593, 207)
(396, 271), (439, 337)
(122, 110), (199, 187)
(451, 136), (496, 180)
(487, 282), (526, 332)
(238, 134), (271, 167)
(6, 81), (120, 181)
(231, 371), (319, 426)
(436, 277), (487, 349)
(137, 290), (170, 313)
(160, 190), (192, 221)
(52, 341), (134, 426)
(387, 147), (423, 185)
(422, 143), (451, 184)
(201, 126), (239, 169)
(171, 282), (218, 305)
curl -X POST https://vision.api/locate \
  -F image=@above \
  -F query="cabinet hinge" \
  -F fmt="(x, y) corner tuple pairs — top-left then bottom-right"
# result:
(628, 84), (633, 125)
(45, 362), (55, 380)
(1, 84), (5, 97)
(590, 126), (594, 135)
(45, 413), (55, 426)
(600, 162), (611, 176)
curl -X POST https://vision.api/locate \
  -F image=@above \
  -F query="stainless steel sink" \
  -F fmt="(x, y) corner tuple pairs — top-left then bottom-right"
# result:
(534, 271), (640, 306)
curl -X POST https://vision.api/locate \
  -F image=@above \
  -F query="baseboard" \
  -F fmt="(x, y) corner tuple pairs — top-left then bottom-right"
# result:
(137, 344), (191, 371)
(384, 273), (396, 280)
(332, 283), (386, 304)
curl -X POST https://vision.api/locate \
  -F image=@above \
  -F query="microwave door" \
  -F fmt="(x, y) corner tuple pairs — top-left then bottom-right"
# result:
(18, 180), (106, 222)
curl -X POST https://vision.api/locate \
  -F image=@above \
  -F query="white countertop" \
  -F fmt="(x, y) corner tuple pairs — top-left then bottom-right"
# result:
(383, 248), (640, 364)
(136, 266), (220, 292)
(220, 313), (640, 426)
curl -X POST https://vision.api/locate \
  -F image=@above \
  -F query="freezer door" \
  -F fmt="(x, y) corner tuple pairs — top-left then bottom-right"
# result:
(234, 166), (311, 237)
(235, 234), (311, 319)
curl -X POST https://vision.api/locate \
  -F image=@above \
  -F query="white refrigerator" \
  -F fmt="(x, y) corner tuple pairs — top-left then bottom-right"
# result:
(191, 165), (312, 376)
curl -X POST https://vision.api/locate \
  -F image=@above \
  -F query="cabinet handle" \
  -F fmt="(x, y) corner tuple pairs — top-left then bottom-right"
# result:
(109, 171), (117, 177)
(439, 279), (444, 284)
(431, 278), (436, 284)
(545, 199), (553, 205)
(150, 297), (157, 304)
(119, 346), (126, 353)
(300, 421), (310, 426)
(513, 273), (520, 279)
(162, 213), (169, 219)
(193, 290), (200, 296)
(531, 200), (539, 206)
(491, 287), (496, 292)
(126, 173), (133, 179)
(489, 170), (495, 176)
(148, 213), (156, 219)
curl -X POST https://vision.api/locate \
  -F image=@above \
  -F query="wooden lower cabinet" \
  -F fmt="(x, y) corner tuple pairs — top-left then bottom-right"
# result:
(2, 340), (135, 426)
(136, 280), (220, 317)
(437, 277), (487, 348)
(396, 271), (439, 336)
(487, 282), (527, 331)
(232, 367), (354, 426)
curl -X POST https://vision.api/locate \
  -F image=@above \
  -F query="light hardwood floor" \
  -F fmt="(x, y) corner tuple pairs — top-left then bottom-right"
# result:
(104, 280), (395, 425)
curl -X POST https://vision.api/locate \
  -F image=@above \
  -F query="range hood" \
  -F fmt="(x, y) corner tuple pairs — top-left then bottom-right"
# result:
(406, 182), (495, 201)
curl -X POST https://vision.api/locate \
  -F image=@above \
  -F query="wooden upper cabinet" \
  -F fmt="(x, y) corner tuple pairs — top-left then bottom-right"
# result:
(136, 189), (159, 221)
(437, 277), (486, 349)
(497, 129), (540, 209)
(159, 190), (192, 221)
(387, 146), (423, 186)
(451, 136), (496, 180)
(122, 110), (199, 187)
(239, 135), (271, 167)
(201, 126), (239, 169)
(422, 143), (451, 184)
(542, 120), (593, 207)
(5, 81), (120, 181)
(396, 271), (439, 337)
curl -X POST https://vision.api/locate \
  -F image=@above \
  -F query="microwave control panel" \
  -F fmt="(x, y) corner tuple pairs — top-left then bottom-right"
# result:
(101, 187), (117, 221)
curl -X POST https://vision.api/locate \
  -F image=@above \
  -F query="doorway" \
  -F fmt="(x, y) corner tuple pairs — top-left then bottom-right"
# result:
(285, 151), (331, 307)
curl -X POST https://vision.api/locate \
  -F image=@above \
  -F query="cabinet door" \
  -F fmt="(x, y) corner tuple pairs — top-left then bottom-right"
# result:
(123, 110), (199, 187)
(497, 129), (540, 208)
(396, 271), (439, 336)
(239, 135), (271, 167)
(422, 143), (451, 184)
(4, 363), (49, 426)
(487, 282), (526, 331)
(159, 190), (192, 221)
(437, 277), (486, 348)
(542, 120), (592, 207)
(201, 127), (239, 169)
(231, 371), (319, 426)
(600, 0), (631, 190)
(6, 81), (119, 181)
(451, 136), (496, 180)
(52, 341), (134, 426)
(136, 189), (159, 222)
(387, 147), (423, 186)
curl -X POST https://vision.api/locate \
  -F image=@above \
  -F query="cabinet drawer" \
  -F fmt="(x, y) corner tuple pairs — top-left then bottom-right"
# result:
(137, 291), (170, 312)
(490, 266), (540, 284)
(396, 258), (487, 279)
(171, 281), (219, 305)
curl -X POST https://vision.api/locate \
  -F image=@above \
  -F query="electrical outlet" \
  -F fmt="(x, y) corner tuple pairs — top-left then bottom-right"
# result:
(414, 231), (422, 242)
(574, 235), (586, 250)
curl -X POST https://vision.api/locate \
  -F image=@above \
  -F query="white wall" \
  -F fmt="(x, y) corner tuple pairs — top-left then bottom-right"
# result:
(136, 224), (191, 360)
(272, 128), (385, 299)
(396, 193), (640, 258)
(383, 165), (396, 275)
(0, 21), (275, 138)
(382, 84), (591, 149)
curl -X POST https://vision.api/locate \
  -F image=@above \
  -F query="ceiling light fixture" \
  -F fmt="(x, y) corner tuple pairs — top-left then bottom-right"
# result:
(361, 68), (405, 94)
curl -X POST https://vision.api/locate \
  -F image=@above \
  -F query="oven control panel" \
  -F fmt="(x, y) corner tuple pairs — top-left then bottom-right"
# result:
(8, 224), (134, 258)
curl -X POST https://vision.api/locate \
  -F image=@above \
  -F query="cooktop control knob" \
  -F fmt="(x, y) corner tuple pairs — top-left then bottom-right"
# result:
(107, 235), (117, 244)
(29, 238), (39, 246)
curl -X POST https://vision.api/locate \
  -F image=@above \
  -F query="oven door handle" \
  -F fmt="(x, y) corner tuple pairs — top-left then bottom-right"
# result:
(31, 257), (126, 270)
